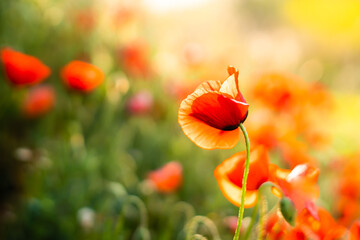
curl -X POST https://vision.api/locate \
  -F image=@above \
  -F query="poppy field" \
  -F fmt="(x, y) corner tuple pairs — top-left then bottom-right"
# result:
(1, 0), (360, 239)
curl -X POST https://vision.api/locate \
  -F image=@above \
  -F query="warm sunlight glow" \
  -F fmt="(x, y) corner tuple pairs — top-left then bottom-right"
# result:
(143, 0), (212, 13)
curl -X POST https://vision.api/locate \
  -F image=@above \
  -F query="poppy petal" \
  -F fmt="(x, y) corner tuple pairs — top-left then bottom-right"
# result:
(61, 60), (104, 92)
(1, 48), (51, 86)
(215, 175), (258, 207)
(148, 161), (183, 193)
(195, 80), (222, 91)
(220, 69), (246, 102)
(349, 221), (360, 240)
(179, 88), (243, 149)
(214, 147), (269, 207)
(179, 114), (240, 149)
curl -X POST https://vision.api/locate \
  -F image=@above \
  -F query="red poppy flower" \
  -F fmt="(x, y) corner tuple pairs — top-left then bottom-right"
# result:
(349, 221), (360, 240)
(119, 40), (151, 78)
(1, 47), (51, 86)
(337, 198), (360, 227)
(74, 8), (96, 32)
(112, 3), (137, 28)
(178, 66), (249, 149)
(284, 227), (306, 240)
(126, 90), (153, 115)
(270, 164), (320, 220)
(279, 136), (317, 168)
(265, 213), (291, 240)
(214, 146), (269, 207)
(147, 161), (183, 193)
(296, 208), (346, 240)
(251, 72), (305, 112)
(336, 155), (360, 226)
(248, 122), (279, 150)
(61, 60), (104, 92)
(23, 85), (55, 117)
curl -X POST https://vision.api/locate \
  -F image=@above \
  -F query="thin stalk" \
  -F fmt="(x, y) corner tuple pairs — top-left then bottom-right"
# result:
(242, 181), (282, 240)
(186, 216), (221, 240)
(233, 123), (251, 240)
(257, 194), (267, 240)
(243, 198), (259, 240)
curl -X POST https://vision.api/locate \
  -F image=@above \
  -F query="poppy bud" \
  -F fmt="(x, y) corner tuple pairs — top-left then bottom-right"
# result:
(61, 60), (104, 92)
(147, 161), (183, 193)
(23, 86), (55, 117)
(280, 197), (296, 226)
(1, 48), (51, 86)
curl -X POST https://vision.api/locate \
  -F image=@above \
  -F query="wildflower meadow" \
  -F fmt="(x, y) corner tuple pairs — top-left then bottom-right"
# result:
(1, 0), (360, 239)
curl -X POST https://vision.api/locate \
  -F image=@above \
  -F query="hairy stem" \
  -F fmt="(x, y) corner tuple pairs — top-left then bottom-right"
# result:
(233, 123), (251, 240)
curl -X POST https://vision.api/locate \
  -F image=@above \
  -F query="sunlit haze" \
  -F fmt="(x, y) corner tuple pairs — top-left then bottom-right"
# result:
(143, 0), (212, 13)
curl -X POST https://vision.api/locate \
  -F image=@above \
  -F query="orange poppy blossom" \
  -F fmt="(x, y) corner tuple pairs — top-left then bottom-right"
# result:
(1, 47), (51, 86)
(214, 146), (270, 207)
(214, 144), (320, 212)
(251, 72), (306, 113)
(264, 212), (291, 240)
(278, 136), (317, 168)
(247, 121), (279, 151)
(61, 60), (104, 92)
(74, 8), (96, 32)
(118, 40), (151, 78)
(178, 66), (249, 149)
(147, 161), (183, 193)
(337, 198), (360, 228)
(23, 85), (55, 117)
(270, 164), (320, 220)
(336, 154), (360, 226)
(295, 207), (347, 240)
(349, 221), (360, 240)
(284, 227), (307, 240)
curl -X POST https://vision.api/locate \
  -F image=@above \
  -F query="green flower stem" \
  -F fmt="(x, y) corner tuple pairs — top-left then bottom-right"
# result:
(233, 123), (251, 240)
(242, 181), (282, 240)
(126, 195), (148, 227)
(243, 197), (259, 240)
(186, 216), (221, 240)
(257, 194), (267, 240)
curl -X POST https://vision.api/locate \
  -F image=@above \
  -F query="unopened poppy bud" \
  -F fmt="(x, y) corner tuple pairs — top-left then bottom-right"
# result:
(61, 60), (104, 92)
(1, 47), (51, 86)
(280, 197), (296, 226)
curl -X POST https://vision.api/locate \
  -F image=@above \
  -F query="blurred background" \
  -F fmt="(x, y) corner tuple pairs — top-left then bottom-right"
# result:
(0, 0), (360, 239)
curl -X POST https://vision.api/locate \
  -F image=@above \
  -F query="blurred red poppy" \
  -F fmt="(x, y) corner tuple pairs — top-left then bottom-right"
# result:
(112, 3), (137, 28)
(126, 90), (153, 115)
(279, 136), (317, 168)
(1, 47), (51, 86)
(23, 85), (55, 118)
(119, 40), (151, 78)
(251, 72), (305, 112)
(336, 155), (360, 226)
(248, 122), (279, 150)
(214, 146), (269, 207)
(74, 8), (96, 32)
(296, 207), (346, 240)
(147, 161), (183, 193)
(349, 221), (360, 240)
(284, 227), (306, 240)
(265, 213), (291, 240)
(270, 164), (320, 219)
(61, 60), (104, 92)
(178, 66), (249, 149)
